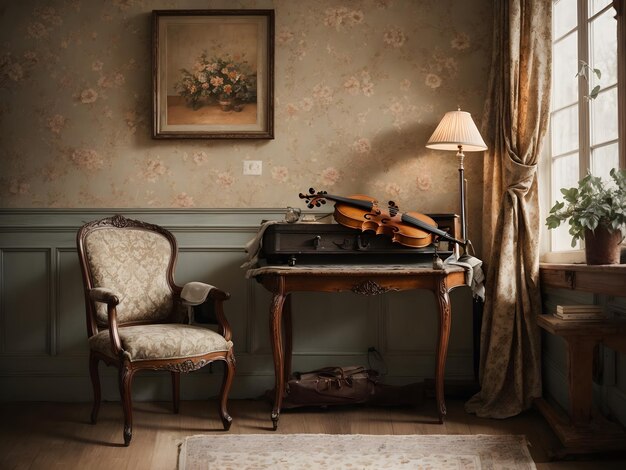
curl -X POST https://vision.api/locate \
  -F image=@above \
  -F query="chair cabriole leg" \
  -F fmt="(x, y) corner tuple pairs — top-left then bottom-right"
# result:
(219, 352), (236, 430)
(89, 352), (101, 424)
(118, 360), (134, 446)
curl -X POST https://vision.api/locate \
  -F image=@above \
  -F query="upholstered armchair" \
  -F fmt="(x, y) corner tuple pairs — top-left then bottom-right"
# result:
(76, 215), (235, 446)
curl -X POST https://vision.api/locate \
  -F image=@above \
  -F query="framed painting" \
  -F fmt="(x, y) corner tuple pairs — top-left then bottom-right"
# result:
(152, 10), (274, 139)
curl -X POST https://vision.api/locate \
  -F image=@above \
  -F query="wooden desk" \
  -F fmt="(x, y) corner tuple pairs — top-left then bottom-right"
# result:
(537, 263), (626, 456)
(249, 264), (467, 430)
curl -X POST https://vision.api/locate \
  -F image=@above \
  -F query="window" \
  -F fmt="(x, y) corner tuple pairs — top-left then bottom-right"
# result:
(548, 0), (624, 252)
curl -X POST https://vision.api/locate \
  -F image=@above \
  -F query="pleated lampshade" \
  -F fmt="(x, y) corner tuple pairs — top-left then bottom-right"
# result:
(425, 109), (487, 152)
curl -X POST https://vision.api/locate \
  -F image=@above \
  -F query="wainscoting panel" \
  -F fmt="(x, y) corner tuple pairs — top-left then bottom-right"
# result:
(290, 291), (378, 355)
(1, 249), (50, 355)
(248, 280), (274, 355)
(0, 209), (476, 402)
(57, 248), (88, 356)
(385, 290), (439, 354)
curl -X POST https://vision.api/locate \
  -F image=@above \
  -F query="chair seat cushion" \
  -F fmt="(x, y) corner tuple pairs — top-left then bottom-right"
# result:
(89, 324), (233, 362)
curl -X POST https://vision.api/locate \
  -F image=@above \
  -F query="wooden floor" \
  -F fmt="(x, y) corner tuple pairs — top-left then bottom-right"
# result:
(0, 399), (624, 469)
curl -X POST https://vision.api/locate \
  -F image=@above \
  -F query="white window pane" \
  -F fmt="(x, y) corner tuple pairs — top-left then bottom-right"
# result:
(553, 0), (578, 39)
(590, 9), (617, 86)
(552, 221), (580, 251)
(552, 32), (578, 109)
(551, 105), (579, 155)
(590, 86), (618, 145)
(591, 142), (619, 180)
(551, 153), (580, 251)
(552, 153), (580, 198)
(589, 0), (612, 17)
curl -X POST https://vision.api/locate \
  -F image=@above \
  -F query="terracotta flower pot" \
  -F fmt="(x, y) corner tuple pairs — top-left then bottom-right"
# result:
(584, 225), (622, 265)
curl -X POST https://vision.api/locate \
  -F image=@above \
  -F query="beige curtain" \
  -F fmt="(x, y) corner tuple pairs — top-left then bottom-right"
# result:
(465, 0), (552, 418)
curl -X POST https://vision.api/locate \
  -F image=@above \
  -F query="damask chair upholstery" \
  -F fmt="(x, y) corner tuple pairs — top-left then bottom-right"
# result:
(76, 215), (235, 446)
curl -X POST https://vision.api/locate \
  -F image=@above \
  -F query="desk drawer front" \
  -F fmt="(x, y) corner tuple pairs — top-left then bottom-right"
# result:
(265, 225), (431, 254)
(541, 269), (574, 289)
(261, 223), (457, 265)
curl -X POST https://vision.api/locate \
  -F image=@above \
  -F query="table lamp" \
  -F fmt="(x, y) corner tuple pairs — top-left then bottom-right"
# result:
(425, 108), (487, 246)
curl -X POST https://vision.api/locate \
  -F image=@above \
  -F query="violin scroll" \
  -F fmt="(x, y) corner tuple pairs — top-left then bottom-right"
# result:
(299, 188), (329, 209)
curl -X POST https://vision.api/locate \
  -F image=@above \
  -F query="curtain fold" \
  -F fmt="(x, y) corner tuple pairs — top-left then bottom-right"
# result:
(465, 0), (552, 418)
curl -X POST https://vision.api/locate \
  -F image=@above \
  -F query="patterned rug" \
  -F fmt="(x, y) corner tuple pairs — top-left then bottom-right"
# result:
(178, 433), (536, 469)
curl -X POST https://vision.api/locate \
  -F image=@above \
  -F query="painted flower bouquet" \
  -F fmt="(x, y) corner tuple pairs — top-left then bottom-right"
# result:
(175, 52), (256, 111)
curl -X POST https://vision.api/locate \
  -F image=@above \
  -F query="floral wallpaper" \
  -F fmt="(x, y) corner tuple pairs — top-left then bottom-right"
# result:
(0, 0), (492, 247)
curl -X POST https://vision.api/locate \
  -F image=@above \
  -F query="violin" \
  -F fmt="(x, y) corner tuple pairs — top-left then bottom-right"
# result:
(298, 188), (464, 249)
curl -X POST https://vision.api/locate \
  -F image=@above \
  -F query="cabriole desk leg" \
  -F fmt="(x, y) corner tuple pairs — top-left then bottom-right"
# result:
(435, 278), (452, 423)
(283, 294), (293, 383)
(269, 293), (286, 430)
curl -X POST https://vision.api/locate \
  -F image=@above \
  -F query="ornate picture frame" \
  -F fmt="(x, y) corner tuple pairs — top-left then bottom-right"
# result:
(152, 10), (274, 139)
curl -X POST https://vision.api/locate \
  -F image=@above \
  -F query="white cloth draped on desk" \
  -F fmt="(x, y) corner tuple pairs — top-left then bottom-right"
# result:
(240, 220), (279, 270)
(444, 253), (485, 301)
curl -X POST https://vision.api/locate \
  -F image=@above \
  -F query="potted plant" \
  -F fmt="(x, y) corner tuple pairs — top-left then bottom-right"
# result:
(546, 168), (626, 264)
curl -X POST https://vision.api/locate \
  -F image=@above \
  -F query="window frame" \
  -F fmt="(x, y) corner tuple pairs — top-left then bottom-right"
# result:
(541, 0), (625, 261)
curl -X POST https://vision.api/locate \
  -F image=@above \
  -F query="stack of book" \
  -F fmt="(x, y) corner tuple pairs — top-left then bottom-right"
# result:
(555, 305), (607, 321)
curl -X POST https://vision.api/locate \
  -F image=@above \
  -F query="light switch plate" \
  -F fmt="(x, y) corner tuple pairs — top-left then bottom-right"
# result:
(243, 160), (262, 175)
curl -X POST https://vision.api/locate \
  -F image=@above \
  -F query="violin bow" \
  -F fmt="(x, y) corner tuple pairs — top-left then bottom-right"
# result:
(299, 188), (465, 247)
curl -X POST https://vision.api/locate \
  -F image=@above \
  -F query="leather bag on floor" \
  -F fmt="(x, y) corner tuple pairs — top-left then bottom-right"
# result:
(282, 366), (377, 408)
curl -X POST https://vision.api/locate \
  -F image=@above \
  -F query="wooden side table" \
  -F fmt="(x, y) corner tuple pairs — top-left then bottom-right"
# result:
(538, 263), (626, 456)
(249, 264), (467, 430)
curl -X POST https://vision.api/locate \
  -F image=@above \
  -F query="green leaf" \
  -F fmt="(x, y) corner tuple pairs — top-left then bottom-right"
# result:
(588, 216), (599, 231)
(561, 188), (579, 203)
(593, 68), (601, 79)
(590, 174), (602, 186)
(546, 215), (562, 229)
(589, 85), (601, 99)
(580, 173), (592, 186)
(549, 201), (564, 213)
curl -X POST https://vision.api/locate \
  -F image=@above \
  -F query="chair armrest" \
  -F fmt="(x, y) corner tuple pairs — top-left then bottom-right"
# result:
(89, 287), (121, 306)
(179, 282), (232, 341)
(180, 281), (230, 305)
(206, 287), (230, 301)
(88, 288), (123, 357)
